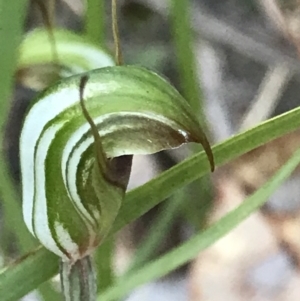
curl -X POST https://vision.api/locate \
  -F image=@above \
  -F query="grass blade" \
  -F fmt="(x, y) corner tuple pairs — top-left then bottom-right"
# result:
(94, 238), (114, 293)
(99, 147), (300, 301)
(0, 0), (35, 252)
(0, 247), (58, 301)
(126, 192), (184, 273)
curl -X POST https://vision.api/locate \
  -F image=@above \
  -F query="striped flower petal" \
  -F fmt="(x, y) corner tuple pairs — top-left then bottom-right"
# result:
(20, 65), (214, 261)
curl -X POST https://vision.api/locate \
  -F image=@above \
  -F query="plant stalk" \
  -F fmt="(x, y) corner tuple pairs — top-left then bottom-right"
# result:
(60, 256), (97, 301)
(112, 0), (123, 65)
(85, 0), (105, 45)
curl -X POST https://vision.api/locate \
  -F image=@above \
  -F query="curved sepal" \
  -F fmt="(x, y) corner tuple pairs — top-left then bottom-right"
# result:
(20, 65), (214, 261)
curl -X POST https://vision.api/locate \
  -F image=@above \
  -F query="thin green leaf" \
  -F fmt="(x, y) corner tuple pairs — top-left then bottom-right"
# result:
(0, 0), (35, 251)
(1, 106), (300, 300)
(99, 147), (300, 301)
(181, 174), (213, 230)
(0, 247), (58, 301)
(0, 1), (27, 102)
(94, 238), (114, 292)
(126, 192), (184, 274)
(38, 282), (62, 301)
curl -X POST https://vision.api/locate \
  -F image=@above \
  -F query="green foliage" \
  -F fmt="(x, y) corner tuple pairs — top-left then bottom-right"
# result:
(0, 0), (35, 252)
(1, 105), (300, 300)
(126, 192), (184, 273)
(100, 146), (300, 301)
(1, 1), (300, 301)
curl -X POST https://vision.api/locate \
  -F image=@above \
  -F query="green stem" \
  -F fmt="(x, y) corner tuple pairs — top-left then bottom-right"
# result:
(48, 0), (56, 27)
(112, 0), (123, 65)
(60, 256), (97, 301)
(169, 0), (203, 120)
(85, 0), (105, 45)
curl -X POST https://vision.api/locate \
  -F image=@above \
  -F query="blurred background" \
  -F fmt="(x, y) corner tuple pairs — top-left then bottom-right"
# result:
(3, 0), (300, 300)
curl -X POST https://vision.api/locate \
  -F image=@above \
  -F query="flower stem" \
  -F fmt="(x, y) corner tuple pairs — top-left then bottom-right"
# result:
(112, 0), (123, 65)
(60, 255), (97, 301)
